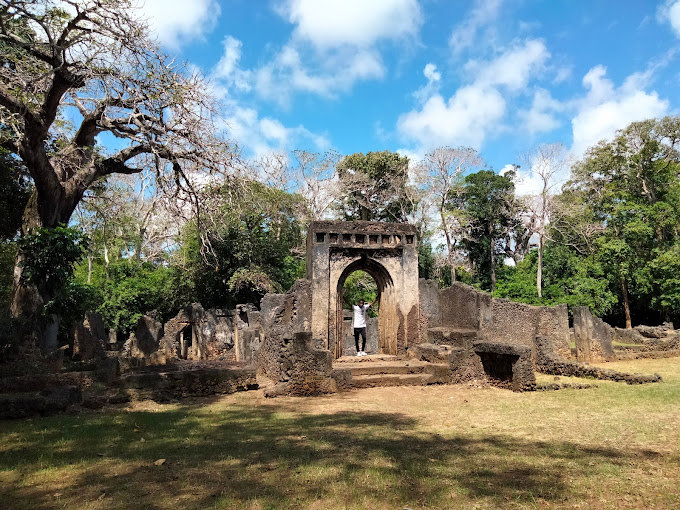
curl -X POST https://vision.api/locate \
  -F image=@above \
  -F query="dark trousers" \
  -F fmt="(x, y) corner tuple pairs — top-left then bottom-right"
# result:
(354, 327), (366, 352)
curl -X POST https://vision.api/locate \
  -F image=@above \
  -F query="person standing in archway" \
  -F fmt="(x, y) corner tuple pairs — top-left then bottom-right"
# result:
(344, 296), (378, 357)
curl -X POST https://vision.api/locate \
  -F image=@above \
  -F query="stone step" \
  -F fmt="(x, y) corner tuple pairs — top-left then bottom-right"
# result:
(349, 372), (447, 389)
(343, 362), (431, 376)
(334, 354), (407, 363)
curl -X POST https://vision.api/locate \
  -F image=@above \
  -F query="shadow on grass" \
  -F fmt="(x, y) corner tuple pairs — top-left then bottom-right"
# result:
(0, 401), (660, 510)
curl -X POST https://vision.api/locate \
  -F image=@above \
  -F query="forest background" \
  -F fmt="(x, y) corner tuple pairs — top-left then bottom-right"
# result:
(1, 1), (679, 349)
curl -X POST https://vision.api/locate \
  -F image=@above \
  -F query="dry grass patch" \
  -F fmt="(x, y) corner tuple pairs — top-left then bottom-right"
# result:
(1, 357), (679, 509)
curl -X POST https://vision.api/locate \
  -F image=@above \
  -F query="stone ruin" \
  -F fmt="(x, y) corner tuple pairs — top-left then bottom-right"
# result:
(1, 220), (671, 416)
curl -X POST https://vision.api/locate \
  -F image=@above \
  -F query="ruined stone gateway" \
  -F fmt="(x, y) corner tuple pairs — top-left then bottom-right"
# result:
(307, 220), (420, 358)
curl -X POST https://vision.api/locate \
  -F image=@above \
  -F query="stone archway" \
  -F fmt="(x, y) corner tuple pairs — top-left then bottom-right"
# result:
(306, 221), (420, 359)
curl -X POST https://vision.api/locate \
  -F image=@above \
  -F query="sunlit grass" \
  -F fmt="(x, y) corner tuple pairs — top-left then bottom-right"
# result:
(1, 357), (679, 509)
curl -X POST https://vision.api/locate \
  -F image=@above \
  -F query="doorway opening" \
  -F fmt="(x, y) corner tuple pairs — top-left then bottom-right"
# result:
(179, 325), (193, 359)
(341, 270), (379, 357)
(333, 257), (397, 359)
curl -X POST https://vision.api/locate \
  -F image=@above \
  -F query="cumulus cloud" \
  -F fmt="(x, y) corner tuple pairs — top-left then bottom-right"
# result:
(518, 88), (563, 135)
(413, 63), (442, 103)
(252, 45), (384, 105)
(571, 65), (669, 155)
(248, 0), (423, 102)
(398, 85), (506, 148)
(467, 39), (549, 90)
(213, 36), (252, 92)
(658, 0), (680, 37)
(280, 0), (422, 49)
(398, 39), (549, 150)
(449, 0), (504, 54)
(139, 0), (220, 50)
(221, 105), (330, 158)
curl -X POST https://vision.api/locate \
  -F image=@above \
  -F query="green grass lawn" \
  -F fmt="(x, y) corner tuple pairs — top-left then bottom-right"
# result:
(1, 357), (680, 509)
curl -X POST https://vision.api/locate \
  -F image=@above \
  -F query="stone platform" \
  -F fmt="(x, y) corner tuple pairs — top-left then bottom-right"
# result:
(332, 355), (450, 389)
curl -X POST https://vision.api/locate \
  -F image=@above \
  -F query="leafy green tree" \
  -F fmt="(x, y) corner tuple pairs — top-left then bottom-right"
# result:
(83, 260), (192, 335)
(458, 169), (522, 293)
(567, 117), (680, 327)
(495, 244), (617, 316)
(337, 151), (416, 222)
(186, 180), (305, 309)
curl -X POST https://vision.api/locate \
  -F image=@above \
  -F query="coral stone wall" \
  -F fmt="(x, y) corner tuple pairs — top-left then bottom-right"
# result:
(418, 280), (570, 357)
(418, 280), (492, 337)
(258, 279), (313, 382)
(482, 299), (570, 356)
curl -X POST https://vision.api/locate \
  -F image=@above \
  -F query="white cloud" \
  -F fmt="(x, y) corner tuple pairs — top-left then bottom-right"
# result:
(467, 39), (550, 90)
(658, 0), (680, 37)
(423, 63), (441, 82)
(398, 39), (548, 150)
(571, 66), (669, 155)
(254, 45), (384, 104)
(414, 63), (442, 103)
(139, 0), (220, 50)
(398, 85), (506, 149)
(248, 0), (422, 102)
(221, 105), (330, 158)
(518, 88), (563, 135)
(449, 0), (504, 54)
(213, 36), (252, 92)
(280, 0), (422, 49)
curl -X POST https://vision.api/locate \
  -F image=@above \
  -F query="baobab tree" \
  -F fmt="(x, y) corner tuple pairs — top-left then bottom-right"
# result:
(0, 0), (234, 323)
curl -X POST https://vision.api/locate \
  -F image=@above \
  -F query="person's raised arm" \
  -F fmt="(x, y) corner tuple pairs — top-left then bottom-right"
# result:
(369, 294), (380, 308)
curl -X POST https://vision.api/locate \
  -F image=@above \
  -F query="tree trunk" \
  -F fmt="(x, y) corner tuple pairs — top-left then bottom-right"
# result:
(11, 184), (80, 320)
(361, 205), (369, 221)
(11, 193), (45, 319)
(440, 207), (456, 283)
(537, 234), (543, 298)
(621, 276), (632, 329)
(490, 235), (496, 294)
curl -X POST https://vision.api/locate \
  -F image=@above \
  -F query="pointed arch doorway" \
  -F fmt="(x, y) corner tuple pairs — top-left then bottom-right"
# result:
(334, 256), (397, 358)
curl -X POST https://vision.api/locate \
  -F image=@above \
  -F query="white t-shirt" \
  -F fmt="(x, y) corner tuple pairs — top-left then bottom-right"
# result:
(352, 304), (369, 328)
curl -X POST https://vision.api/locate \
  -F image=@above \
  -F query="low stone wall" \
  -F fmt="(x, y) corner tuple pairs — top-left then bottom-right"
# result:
(418, 341), (535, 392)
(418, 280), (492, 340)
(258, 279), (321, 386)
(264, 332), (334, 397)
(534, 336), (662, 384)
(472, 341), (535, 391)
(0, 386), (82, 419)
(256, 279), (336, 397)
(121, 367), (257, 401)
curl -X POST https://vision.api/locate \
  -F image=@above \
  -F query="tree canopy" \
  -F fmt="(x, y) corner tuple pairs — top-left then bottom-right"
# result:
(336, 151), (415, 222)
(0, 0), (233, 322)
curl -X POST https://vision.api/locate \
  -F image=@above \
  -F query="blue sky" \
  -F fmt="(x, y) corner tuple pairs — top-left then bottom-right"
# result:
(137, 0), (680, 191)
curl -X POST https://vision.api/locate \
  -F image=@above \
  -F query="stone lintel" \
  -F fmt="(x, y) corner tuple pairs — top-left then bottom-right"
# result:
(308, 220), (418, 248)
